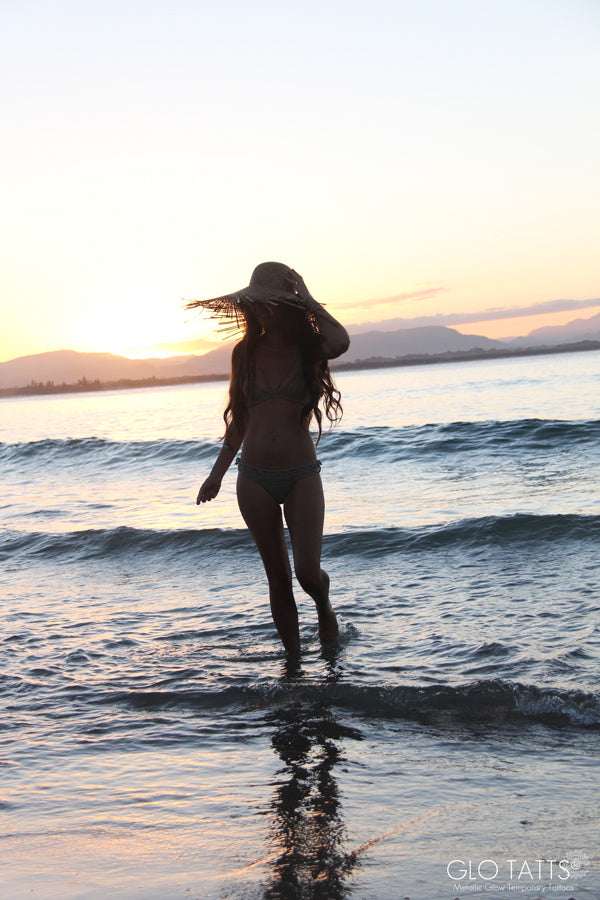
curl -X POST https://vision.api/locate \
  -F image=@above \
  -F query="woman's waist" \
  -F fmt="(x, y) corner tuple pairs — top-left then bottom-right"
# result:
(240, 430), (317, 469)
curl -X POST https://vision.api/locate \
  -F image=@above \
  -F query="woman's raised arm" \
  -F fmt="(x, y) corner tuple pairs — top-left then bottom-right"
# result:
(288, 270), (350, 360)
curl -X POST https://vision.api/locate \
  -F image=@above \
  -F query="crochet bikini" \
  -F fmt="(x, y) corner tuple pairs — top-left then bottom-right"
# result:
(237, 355), (320, 504)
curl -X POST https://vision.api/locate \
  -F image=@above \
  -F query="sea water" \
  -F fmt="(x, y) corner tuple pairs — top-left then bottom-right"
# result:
(1, 350), (599, 899)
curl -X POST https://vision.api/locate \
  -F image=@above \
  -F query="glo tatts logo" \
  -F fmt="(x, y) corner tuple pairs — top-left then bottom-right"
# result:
(563, 850), (591, 879)
(446, 851), (590, 888)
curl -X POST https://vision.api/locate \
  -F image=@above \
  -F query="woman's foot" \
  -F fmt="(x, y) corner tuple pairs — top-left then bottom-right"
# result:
(314, 573), (339, 642)
(317, 600), (339, 643)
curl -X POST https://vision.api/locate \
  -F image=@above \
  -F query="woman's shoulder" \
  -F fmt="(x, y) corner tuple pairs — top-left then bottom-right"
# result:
(231, 339), (246, 361)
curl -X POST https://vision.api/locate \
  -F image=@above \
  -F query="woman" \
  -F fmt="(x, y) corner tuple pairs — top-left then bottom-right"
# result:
(189, 262), (350, 655)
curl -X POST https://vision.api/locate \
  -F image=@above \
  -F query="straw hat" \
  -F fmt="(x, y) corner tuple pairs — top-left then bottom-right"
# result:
(185, 262), (303, 334)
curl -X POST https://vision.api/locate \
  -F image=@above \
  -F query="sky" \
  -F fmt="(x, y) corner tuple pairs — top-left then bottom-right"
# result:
(1, 0), (599, 361)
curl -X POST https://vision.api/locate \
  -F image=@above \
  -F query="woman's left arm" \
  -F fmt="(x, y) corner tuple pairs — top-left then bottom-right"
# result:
(288, 271), (350, 360)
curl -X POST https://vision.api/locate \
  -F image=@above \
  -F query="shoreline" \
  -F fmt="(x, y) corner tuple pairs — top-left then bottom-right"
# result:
(1, 339), (598, 399)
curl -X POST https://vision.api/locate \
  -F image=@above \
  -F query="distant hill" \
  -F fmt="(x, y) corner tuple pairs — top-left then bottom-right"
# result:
(509, 311), (600, 347)
(339, 325), (502, 363)
(0, 346), (233, 390)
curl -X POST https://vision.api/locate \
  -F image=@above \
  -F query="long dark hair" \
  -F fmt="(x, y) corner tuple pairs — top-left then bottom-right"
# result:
(224, 303), (343, 443)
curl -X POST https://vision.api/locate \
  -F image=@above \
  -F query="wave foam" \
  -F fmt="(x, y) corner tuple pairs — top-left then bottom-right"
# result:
(104, 678), (600, 729)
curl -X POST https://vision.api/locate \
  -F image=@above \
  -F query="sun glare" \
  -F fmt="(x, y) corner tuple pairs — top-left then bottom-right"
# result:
(66, 288), (223, 359)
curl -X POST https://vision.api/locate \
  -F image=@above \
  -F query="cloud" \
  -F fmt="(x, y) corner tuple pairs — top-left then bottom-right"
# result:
(342, 286), (446, 310)
(350, 297), (600, 333)
(453, 297), (600, 324)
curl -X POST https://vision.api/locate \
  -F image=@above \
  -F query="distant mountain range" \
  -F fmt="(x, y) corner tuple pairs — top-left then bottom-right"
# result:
(1, 312), (599, 391)
(0, 346), (233, 391)
(508, 311), (600, 347)
(343, 325), (501, 362)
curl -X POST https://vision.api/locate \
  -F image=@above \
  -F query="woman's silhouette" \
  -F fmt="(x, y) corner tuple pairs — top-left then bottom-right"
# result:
(188, 262), (349, 654)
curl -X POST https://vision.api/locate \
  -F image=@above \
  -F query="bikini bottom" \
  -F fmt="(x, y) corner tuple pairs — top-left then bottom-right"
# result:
(236, 459), (322, 505)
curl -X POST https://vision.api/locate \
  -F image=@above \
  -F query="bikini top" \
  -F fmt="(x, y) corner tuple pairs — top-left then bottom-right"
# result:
(245, 355), (312, 408)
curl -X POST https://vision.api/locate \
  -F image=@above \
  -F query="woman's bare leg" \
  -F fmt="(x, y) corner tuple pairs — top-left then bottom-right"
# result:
(237, 475), (300, 654)
(284, 474), (339, 643)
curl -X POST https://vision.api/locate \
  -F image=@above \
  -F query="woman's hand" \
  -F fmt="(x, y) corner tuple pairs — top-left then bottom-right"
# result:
(287, 269), (315, 306)
(196, 474), (222, 504)
(287, 269), (350, 359)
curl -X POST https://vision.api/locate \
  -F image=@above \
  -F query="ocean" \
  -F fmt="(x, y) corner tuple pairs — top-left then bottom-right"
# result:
(1, 350), (599, 899)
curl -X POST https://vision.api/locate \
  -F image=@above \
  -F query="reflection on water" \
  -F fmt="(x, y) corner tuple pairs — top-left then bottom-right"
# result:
(262, 651), (363, 899)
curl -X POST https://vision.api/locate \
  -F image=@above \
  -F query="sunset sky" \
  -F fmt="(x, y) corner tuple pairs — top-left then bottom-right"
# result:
(1, 0), (599, 361)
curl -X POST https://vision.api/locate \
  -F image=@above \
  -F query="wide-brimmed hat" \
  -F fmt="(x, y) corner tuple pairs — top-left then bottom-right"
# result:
(185, 262), (303, 334)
